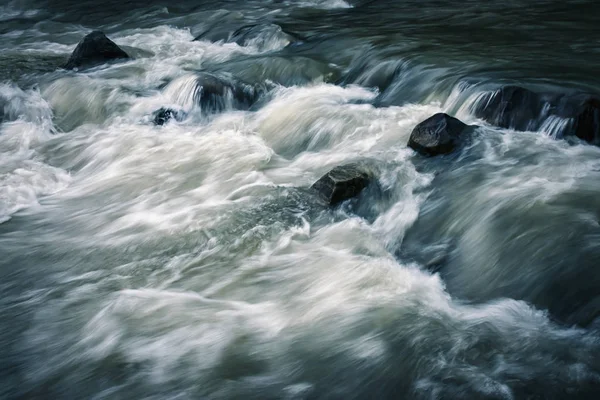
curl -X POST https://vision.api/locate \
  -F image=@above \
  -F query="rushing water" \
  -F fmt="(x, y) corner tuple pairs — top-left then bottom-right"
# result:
(1, 0), (600, 399)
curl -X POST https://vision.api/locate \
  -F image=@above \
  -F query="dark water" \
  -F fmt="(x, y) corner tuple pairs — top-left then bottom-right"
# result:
(1, 0), (600, 399)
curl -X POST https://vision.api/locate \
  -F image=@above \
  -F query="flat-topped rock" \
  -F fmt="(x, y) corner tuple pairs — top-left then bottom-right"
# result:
(408, 113), (468, 156)
(311, 164), (372, 206)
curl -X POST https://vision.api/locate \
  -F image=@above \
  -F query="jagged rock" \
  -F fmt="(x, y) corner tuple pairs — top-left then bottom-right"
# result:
(473, 86), (543, 131)
(311, 164), (372, 206)
(64, 31), (129, 70)
(408, 113), (468, 156)
(152, 108), (186, 126)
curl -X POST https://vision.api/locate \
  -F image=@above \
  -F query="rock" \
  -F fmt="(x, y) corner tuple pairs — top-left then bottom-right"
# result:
(152, 108), (186, 126)
(408, 113), (468, 156)
(311, 164), (372, 206)
(194, 72), (260, 113)
(0, 98), (5, 124)
(473, 86), (544, 131)
(191, 10), (245, 42)
(471, 84), (600, 146)
(64, 31), (129, 70)
(194, 22), (297, 51)
(203, 55), (340, 87)
(229, 23), (296, 49)
(572, 98), (600, 145)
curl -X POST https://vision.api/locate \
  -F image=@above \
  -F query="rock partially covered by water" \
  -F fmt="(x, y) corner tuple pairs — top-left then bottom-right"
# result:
(408, 113), (468, 156)
(230, 23), (297, 49)
(194, 22), (297, 51)
(152, 108), (186, 126)
(473, 85), (600, 146)
(64, 31), (129, 70)
(473, 86), (543, 131)
(194, 72), (259, 113)
(572, 98), (600, 145)
(311, 164), (372, 206)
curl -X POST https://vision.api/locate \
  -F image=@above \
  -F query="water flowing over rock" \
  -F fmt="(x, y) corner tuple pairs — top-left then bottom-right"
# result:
(194, 22), (297, 51)
(408, 113), (468, 156)
(152, 108), (186, 126)
(473, 86), (544, 131)
(4, 1), (600, 399)
(572, 97), (600, 145)
(194, 72), (260, 113)
(472, 85), (600, 146)
(230, 23), (297, 49)
(64, 31), (130, 70)
(311, 164), (372, 205)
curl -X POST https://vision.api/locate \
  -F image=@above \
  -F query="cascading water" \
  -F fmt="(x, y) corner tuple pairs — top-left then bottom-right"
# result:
(1, 0), (600, 399)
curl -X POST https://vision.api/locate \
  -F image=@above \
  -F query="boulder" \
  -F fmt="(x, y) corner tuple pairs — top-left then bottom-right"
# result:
(229, 23), (296, 49)
(470, 84), (600, 146)
(572, 98), (600, 145)
(408, 113), (468, 156)
(473, 86), (543, 131)
(194, 72), (260, 113)
(64, 31), (129, 70)
(152, 108), (186, 126)
(311, 164), (372, 206)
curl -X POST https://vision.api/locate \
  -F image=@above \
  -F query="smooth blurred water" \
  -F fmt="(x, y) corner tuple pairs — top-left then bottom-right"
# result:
(1, 1), (600, 399)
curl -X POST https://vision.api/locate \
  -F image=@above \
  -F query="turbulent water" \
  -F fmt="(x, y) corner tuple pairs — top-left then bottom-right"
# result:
(1, 0), (600, 398)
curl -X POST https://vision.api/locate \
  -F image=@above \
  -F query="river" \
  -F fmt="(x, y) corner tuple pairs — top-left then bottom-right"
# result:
(1, 0), (600, 399)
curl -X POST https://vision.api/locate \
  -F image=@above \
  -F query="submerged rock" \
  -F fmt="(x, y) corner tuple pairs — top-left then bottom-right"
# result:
(311, 164), (372, 206)
(152, 108), (186, 126)
(64, 31), (129, 70)
(194, 22), (297, 50)
(408, 113), (468, 156)
(204, 55), (340, 87)
(230, 23), (297, 49)
(473, 85), (543, 131)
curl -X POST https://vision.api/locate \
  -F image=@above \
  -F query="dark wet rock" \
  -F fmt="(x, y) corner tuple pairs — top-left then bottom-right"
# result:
(152, 108), (186, 126)
(472, 86), (600, 146)
(194, 72), (260, 113)
(572, 98), (600, 145)
(64, 31), (129, 70)
(473, 86), (544, 131)
(311, 164), (372, 206)
(0, 98), (5, 123)
(408, 113), (468, 156)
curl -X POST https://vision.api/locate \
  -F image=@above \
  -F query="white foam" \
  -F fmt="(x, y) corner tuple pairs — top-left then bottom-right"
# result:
(295, 0), (353, 9)
(0, 85), (70, 223)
